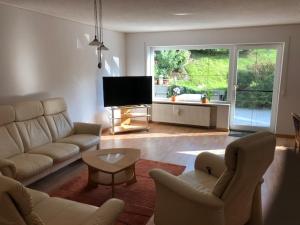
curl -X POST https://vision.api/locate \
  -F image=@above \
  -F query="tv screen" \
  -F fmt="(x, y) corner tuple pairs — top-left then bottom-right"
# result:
(103, 76), (153, 107)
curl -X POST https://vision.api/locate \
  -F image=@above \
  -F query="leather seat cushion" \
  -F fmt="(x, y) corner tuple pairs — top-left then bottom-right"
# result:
(26, 188), (49, 207)
(0, 105), (15, 126)
(178, 170), (218, 194)
(16, 117), (52, 151)
(0, 124), (24, 158)
(57, 134), (99, 151)
(42, 98), (67, 116)
(33, 197), (97, 225)
(29, 143), (80, 162)
(8, 153), (53, 181)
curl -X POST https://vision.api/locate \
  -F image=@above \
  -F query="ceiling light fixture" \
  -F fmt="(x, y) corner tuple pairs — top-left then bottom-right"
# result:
(89, 0), (108, 69)
(173, 12), (193, 16)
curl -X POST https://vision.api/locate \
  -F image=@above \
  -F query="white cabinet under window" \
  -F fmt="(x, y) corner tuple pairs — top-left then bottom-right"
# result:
(152, 102), (218, 128)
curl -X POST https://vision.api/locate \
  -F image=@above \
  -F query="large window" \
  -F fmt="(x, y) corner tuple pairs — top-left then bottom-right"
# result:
(149, 44), (283, 132)
(153, 48), (230, 102)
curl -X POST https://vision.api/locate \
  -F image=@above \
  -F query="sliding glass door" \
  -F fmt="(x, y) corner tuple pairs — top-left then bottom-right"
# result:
(230, 45), (283, 131)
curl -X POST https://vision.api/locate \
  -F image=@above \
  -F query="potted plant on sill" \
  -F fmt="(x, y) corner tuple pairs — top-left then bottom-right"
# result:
(171, 86), (181, 102)
(201, 91), (212, 104)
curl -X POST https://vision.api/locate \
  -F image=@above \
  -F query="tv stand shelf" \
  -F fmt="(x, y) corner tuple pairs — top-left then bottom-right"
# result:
(110, 105), (150, 135)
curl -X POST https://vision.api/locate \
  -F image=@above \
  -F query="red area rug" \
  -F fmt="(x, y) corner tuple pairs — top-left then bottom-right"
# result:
(50, 159), (185, 225)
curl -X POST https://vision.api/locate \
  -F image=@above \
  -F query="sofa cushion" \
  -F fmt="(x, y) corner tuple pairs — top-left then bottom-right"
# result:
(14, 101), (44, 122)
(0, 105), (15, 126)
(8, 153), (53, 181)
(26, 188), (49, 207)
(14, 100), (52, 151)
(0, 123), (24, 158)
(42, 98), (74, 142)
(42, 98), (67, 116)
(0, 105), (24, 159)
(30, 143), (80, 162)
(16, 117), (52, 151)
(57, 134), (99, 151)
(179, 170), (218, 194)
(44, 112), (73, 141)
(33, 197), (97, 225)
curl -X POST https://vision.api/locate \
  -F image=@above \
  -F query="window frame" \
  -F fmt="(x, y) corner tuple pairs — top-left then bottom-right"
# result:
(147, 44), (234, 103)
(146, 43), (284, 133)
(229, 44), (284, 132)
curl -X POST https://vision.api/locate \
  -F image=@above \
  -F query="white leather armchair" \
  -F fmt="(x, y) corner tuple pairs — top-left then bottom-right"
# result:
(150, 132), (276, 225)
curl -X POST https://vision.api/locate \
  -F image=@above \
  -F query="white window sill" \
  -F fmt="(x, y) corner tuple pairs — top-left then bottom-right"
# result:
(153, 98), (230, 107)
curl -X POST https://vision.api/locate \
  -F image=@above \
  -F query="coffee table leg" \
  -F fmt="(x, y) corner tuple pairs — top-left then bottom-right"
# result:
(112, 173), (115, 197)
(87, 166), (97, 188)
(127, 164), (137, 185)
(133, 163), (137, 182)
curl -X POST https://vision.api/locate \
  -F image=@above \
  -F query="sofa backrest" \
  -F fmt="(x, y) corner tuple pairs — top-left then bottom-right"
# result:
(212, 132), (275, 225)
(14, 101), (52, 151)
(0, 105), (24, 159)
(42, 98), (74, 141)
(0, 175), (44, 225)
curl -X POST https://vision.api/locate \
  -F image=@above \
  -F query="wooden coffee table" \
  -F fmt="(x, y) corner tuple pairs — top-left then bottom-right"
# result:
(82, 148), (140, 197)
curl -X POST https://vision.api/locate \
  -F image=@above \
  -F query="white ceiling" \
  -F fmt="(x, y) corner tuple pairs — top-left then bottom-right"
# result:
(0, 0), (300, 33)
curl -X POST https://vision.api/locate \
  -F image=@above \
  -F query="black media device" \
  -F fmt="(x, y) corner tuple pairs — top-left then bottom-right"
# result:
(103, 76), (153, 107)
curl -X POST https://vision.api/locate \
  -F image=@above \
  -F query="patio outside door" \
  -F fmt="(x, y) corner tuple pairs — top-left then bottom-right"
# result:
(230, 44), (283, 131)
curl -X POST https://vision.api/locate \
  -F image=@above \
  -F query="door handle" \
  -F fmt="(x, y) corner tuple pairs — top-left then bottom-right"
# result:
(232, 85), (238, 102)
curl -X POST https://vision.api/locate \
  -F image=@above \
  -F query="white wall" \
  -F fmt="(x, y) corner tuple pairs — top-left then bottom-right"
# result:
(0, 4), (125, 124)
(125, 25), (300, 135)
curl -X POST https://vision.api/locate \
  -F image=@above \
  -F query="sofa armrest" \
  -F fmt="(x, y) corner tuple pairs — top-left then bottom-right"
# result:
(26, 188), (49, 207)
(149, 169), (224, 225)
(74, 122), (102, 136)
(194, 152), (225, 178)
(81, 198), (124, 225)
(0, 158), (16, 178)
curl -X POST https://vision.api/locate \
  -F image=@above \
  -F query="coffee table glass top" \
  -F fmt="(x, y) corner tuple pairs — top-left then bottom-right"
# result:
(98, 153), (125, 164)
(82, 148), (140, 173)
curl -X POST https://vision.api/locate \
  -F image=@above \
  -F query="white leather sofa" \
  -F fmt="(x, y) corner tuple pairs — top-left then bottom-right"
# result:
(0, 98), (101, 185)
(0, 175), (124, 225)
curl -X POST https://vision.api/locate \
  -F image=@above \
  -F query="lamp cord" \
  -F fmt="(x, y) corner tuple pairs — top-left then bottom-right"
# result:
(99, 0), (103, 43)
(94, 0), (99, 38)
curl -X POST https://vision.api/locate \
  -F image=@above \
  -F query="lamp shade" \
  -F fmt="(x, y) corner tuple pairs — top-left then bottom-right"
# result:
(97, 42), (109, 50)
(89, 36), (101, 46)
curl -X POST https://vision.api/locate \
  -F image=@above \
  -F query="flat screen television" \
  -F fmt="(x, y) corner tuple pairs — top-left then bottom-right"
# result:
(103, 76), (152, 107)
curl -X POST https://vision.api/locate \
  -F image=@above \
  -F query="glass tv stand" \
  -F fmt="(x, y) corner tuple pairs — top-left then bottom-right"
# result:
(110, 105), (151, 134)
